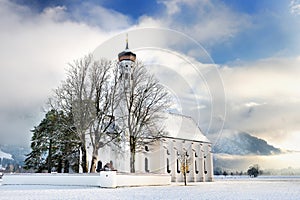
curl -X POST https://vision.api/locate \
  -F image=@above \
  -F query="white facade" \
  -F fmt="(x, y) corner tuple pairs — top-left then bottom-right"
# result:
(86, 113), (214, 182)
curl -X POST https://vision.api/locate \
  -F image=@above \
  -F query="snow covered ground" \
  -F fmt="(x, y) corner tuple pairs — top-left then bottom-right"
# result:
(1, 176), (300, 200)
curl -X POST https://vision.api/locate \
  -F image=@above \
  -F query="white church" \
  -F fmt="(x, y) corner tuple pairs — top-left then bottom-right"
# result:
(86, 40), (214, 182)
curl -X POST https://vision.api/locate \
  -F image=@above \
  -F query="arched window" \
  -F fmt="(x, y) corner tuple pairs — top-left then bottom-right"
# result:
(166, 149), (170, 155)
(167, 158), (171, 173)
(195, 160), (199, 174)
(177, 159), (180, 173)
(145, 158), (149, 172)
(124, 73), (129, 79)
(185, 151), (189, 157)
(204, 160), (207, 174)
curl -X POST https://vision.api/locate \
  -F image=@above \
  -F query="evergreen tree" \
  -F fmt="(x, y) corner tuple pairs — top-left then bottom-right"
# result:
(247, 164), (261, 177)
(24, 110), (80, 173)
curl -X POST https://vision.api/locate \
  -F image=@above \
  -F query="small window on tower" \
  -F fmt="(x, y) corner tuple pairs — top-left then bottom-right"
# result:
(124, 73), (129, 79)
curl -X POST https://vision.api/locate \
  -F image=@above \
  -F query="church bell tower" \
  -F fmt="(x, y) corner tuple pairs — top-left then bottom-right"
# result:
(118, 34), (136, 89)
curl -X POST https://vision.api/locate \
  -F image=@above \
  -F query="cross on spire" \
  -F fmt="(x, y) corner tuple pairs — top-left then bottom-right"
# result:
(125, 33), (129, 50)
(118, 33), (136, 62)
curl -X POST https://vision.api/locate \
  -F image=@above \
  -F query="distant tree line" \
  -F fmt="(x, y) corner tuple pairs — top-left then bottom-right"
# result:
(214, 167), (245, 176)
(214, 164), (263, 177)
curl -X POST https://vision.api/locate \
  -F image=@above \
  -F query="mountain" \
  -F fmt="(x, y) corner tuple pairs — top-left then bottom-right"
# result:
(0, 144), (30, 166)
(0, 149), (13, 160)
(208, 130), (281, 155)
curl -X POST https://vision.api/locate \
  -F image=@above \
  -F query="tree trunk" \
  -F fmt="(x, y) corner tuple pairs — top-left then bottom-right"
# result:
(64, 159), (69, 173)
(184, 170), (187, 186)
(57, 158), (62, 173)
(89, 149), (98, 173)
(130, 136), (136, 173)
(47, 139), (53, 173)
(130, 151), (136, 173)
(80, 144), (88, 173)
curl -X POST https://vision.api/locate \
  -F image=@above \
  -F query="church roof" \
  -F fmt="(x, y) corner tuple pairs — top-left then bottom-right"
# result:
(118, 50), (136, 62)
(163, 113), (210, 143)
(118, 34), (136, 62)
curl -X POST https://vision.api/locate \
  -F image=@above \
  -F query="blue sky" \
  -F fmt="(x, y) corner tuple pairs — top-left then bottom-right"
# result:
(11, 0), (300, 63)
(1, 0), (300, 169)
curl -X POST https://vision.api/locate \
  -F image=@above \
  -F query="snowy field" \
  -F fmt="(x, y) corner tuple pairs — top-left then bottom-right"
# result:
(1, 176), (300, 200)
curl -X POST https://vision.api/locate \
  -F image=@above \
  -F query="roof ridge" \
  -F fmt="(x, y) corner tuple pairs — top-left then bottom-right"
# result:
(166, 111), (192, 119)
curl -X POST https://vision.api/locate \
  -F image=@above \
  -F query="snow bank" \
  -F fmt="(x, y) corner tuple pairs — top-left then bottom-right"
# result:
(2, 172), (171, 188)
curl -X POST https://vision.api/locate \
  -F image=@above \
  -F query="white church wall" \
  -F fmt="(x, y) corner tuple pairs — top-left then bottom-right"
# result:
(205, 144), (214, 182)
(170, 140), (177, 182)
(196, 143), (205, 182)
(173, 140), (183, 182)
(148, 141), (163, 173)
(187, 142), (196, 182)
(89, 136), (213, 182)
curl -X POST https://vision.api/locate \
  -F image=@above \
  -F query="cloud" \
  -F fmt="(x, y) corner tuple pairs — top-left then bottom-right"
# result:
(0, 0), (130, 145)
(69, 2), (132, 30)
(218, 57), (300, 149)
(290, 0), (300, 15)
(142, 0), (251, 48)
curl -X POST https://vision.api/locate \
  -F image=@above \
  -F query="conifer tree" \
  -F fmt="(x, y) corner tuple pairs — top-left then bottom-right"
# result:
(24, 110), (80, 173)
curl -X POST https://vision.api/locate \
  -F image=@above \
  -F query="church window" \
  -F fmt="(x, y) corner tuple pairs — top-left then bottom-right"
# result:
(204, 160), (207, 174)
(195, 160), (199, 174)
(177, 159), (180, 173)
(124, 73), (129, 79)
(166, 149), (170, 155)
(185, 151), (189, 157)
(145, 145), (149, 152)
(145, 158), (149, 172)
(195, 152), (198, 157)
(167, 158), (171, 173)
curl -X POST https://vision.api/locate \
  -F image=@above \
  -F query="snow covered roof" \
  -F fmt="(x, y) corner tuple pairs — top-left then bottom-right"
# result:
(162, 113), (210, 143)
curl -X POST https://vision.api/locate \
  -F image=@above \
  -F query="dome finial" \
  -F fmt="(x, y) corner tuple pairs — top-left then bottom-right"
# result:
(126, 33), (129, 50)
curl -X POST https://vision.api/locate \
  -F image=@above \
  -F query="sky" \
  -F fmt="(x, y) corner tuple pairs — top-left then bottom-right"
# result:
(1, 0), (300, 169)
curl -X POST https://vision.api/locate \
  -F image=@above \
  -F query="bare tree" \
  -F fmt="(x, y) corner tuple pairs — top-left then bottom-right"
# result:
(119, 62), (171, 173)
(88, 59), (122, 172)
(51, 54), (120, 173)
(52, 55), (94, 172)
(178, 152), (191, 186)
